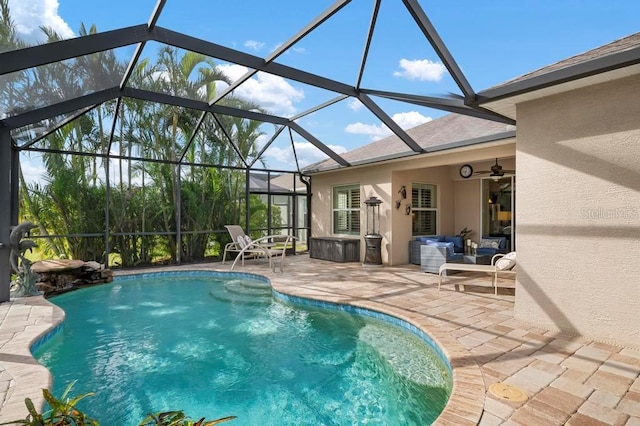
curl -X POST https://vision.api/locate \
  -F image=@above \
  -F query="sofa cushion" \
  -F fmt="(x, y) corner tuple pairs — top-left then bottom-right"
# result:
(476, 248), (494, 256)
(433, 241), (455, 257)
(422, 235), (445, 242)
(443, 236), (464, 253)
(416, 236), (439, 244)
(479, 236), (507, 254)
(479, 238), (500, 250)
(503, 251), (516, 260)
(495, 251), (516, 270)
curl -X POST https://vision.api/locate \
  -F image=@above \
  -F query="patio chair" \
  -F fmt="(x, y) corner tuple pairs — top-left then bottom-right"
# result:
(229, 234), (296, 272)
(222, 225), (263, 266)
(438, 252), (516, 295)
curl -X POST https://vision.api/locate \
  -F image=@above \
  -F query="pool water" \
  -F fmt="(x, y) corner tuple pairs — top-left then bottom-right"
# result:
(34, 273), (451, 425)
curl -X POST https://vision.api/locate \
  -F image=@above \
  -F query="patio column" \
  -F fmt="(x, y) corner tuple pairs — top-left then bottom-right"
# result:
(0, 127), (12, 302)
(10, 146), (18, 226)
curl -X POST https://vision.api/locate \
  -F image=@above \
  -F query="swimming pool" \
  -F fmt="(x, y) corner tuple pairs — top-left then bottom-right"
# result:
(33, 271), (452, 425)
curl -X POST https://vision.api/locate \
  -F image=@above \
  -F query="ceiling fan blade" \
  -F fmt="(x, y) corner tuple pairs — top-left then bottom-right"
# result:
(474, 171), (492, 175)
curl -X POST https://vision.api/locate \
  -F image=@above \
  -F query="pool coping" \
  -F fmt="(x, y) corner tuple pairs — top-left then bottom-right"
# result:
(0, 296), (65, 422)
(0, 268), (485, 425)
(265, 276), (486, 426)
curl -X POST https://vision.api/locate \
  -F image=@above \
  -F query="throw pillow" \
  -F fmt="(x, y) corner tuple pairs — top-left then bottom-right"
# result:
(236, 235), (247, 249)
(444, 236), (464, 252)
(243, 235), (254, 247)
(434, 241), (455, 257)
(479, 238), (500, 249)
(496, 257), (516, 270)
(503, 251), (516, 260)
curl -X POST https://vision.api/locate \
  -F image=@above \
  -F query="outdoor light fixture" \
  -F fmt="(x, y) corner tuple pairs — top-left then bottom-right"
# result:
(398, 186), (407, 199)
(363, 196), (383, 266)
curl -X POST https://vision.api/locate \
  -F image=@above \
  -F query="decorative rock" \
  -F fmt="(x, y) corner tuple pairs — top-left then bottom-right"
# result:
(84, 261), (102, 271)
(32, 259), (85, 274)
(31, 259), (112, 296)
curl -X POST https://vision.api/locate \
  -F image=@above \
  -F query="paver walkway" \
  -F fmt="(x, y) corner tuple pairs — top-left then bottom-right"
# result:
(0, 255), (638, 425)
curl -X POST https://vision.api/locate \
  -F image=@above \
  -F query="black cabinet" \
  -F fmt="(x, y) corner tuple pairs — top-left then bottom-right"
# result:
(309, 237), (360, 262)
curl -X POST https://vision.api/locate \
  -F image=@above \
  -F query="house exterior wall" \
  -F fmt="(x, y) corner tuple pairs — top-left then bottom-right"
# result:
(454, 179), (481, 242)
(310, 143), (515, 265)
(310, 166), (393, 263)
(391, 166), (454, 265)
(515, 74), (640, 348)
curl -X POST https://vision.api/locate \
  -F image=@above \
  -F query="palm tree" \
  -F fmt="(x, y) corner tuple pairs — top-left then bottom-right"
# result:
(5, 7), (276, 265)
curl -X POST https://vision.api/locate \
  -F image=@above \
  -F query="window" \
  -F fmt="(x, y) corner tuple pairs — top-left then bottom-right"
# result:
(412, 183), (437, 235)
(332, 184), (360, 235)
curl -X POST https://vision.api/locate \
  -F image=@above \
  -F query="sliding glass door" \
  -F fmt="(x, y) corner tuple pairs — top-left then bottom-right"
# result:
(481, 176), (515, 251)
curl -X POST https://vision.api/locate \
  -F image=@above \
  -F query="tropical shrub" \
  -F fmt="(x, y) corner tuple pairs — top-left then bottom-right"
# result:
(0, 382), (98, 426)
(2, 384), (236, 426)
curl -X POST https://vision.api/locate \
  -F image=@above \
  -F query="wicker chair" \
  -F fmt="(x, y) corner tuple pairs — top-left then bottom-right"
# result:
(420, 244), (463, 274)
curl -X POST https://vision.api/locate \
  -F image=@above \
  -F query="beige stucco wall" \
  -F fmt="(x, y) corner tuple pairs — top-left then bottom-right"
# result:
(311, 143), (515, 265)
(454, 179), (481, 242)
(310, 166), (393, 263)
(391, 166), (454, 265)
(515, 74), (640, 348)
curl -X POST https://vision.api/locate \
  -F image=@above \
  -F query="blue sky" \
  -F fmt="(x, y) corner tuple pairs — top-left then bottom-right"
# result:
(8, 0), (640, 175)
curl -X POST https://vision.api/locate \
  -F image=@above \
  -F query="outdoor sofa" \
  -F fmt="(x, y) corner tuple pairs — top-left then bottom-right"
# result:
(409, 235), (464, 265)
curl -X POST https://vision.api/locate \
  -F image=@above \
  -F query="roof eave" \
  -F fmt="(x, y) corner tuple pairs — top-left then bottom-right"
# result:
(476, 45), (640, 104)
(304, 130), (516, 174)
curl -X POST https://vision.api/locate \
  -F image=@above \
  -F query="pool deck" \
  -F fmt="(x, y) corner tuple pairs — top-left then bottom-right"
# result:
(0, 255), (639, 425)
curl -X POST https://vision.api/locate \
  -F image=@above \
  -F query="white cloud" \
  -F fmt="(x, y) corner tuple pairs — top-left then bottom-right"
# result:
(8, 0), (74, 44)
(255, 134), (269, 150)
(393, 111), (433, 128)
(217, 65), (304, 115)
(345, 111), (432, 141)
(244, 40), (265, 51)
(264, 142), (347, 168)
(347, 99), (363, 111)
(345, 122), (391, 140)
(217, 64), (249, 82)
(271, 42), (307, 55)
(393, 58), (446, 82)
(20, 159), (46, 186)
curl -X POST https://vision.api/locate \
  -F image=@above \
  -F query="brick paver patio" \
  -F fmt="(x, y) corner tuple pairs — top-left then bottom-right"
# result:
(0, 255), (638, 425)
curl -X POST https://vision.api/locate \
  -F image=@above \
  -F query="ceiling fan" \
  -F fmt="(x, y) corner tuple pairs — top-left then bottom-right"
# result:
(475, 158), (515, 179)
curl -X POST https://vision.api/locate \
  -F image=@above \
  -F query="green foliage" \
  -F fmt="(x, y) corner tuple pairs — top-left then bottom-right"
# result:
(138, 411), (236, 426)
(457, 227), (472, 239)
(4, 5), (277, 267)
(1, 381), (99, 426)
(2, 384), (236, 426)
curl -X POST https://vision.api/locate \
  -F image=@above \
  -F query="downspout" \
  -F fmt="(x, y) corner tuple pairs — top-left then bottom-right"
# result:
(299, 174), (311, 243)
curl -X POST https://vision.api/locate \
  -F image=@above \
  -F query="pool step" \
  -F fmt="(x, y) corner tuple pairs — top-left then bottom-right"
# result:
(209, 280), (272, 306)
(224, 279), (272, 296)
